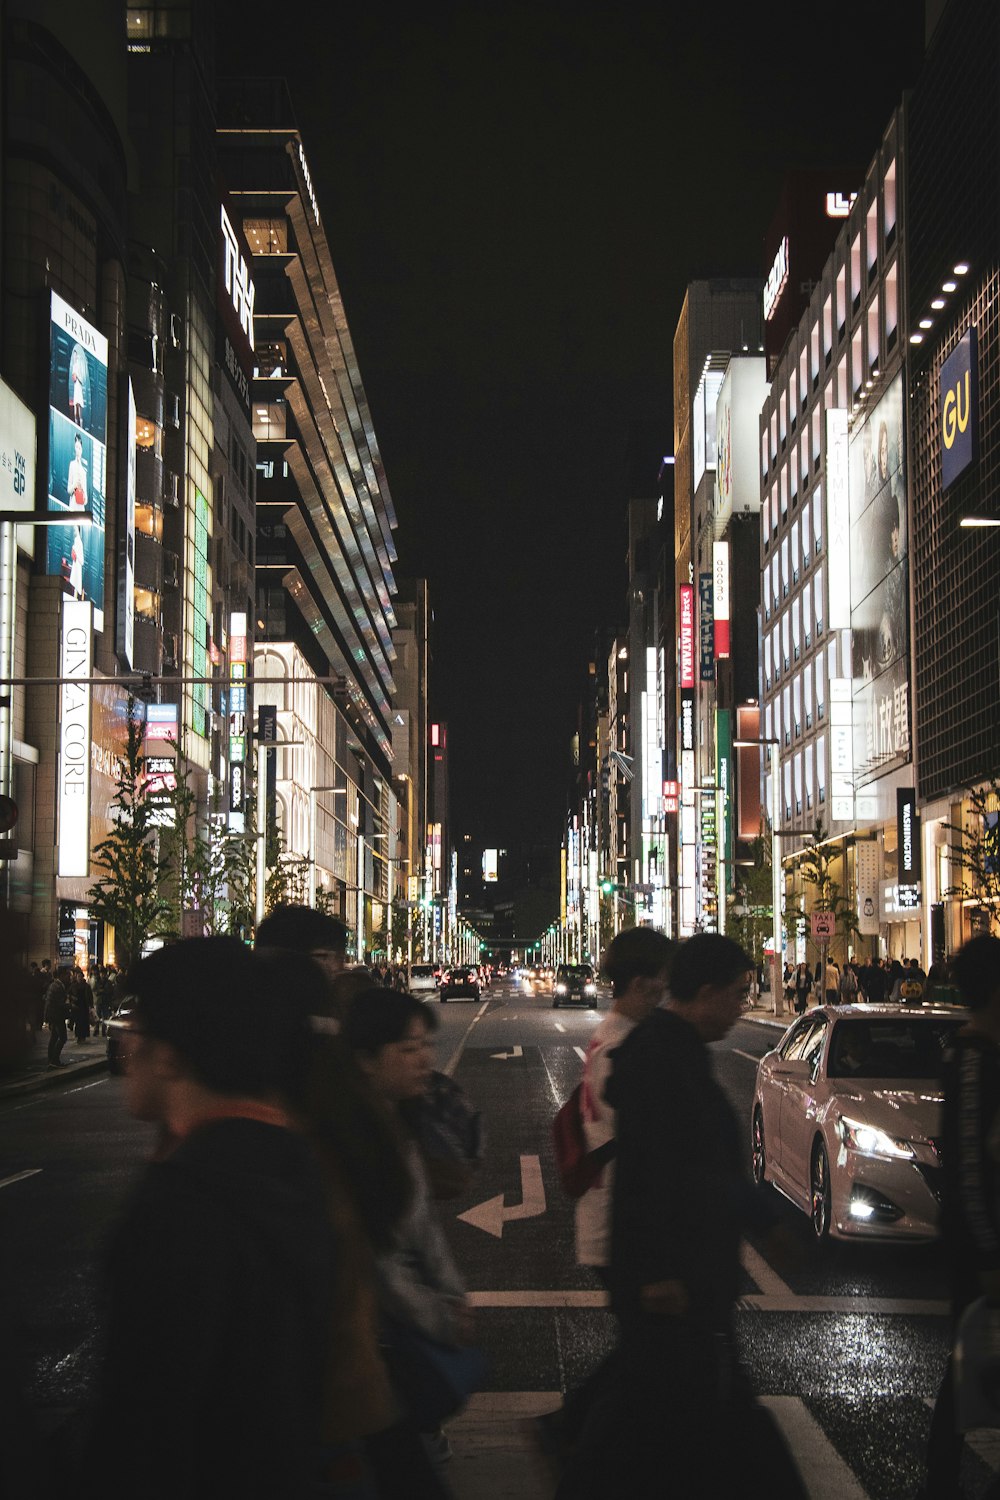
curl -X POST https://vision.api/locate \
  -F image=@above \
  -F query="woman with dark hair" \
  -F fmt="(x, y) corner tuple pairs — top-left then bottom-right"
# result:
(344, 990), (474, 1484)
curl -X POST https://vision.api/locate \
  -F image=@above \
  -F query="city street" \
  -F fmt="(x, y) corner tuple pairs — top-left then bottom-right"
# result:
(2, 975), (995, 1498)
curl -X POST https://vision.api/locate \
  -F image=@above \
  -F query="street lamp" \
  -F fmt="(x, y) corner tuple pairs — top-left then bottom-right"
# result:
(308, 785), (347, 909)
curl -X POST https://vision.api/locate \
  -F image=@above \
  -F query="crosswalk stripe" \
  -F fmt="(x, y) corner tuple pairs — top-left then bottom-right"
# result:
(742, 1239), (794, 1298)
(761, 1396), (868, 1498)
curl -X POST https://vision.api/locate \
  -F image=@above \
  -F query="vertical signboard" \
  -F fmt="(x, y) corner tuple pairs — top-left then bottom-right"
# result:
(47, 292), (107, 630)
(698, 574), (714, 680)
(228, 611), (247, 832)
(712, 541), (731, 659)
(716, 708), (733, 893)
(119, 378), (136, 669)
(58, 598), (93, 877)
(679, 585), (695, 689)
(856, 839), (880, 936)
(825, 408), (850, 630)
(897, 787), (921, 909)
(714, 358), (768, 527)
(940, 328), (978, 491)
(0, 375), (36, 517)
(191, 488), (211, 737)
(483, 848), (499, 882)
(830, 676), (854, 823)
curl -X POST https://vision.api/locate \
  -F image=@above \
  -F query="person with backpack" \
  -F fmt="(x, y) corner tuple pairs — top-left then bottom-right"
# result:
(838, 963), (860, 1004)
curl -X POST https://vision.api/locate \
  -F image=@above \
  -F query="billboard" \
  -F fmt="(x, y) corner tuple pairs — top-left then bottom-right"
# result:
(679, 585), (695, 689)
(483, 848), (498, 883)
(698, 573), (714, 680)
(119, 379), (136, 669)
(58, 599), (93, 878)
(848, 372), (909, 783)
(47, 292), (107, 631)
(715, 357), (768, 528)
(712, 542), (730, 659)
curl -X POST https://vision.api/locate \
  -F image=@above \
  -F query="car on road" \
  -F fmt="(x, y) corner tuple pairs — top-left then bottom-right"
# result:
(105, 1001), (136, 1075)
(552, 963), (597, 1008)
(751, 1003), (967, 1243)
(440, 965), (481, 1001)
(408, 963), (439, 998)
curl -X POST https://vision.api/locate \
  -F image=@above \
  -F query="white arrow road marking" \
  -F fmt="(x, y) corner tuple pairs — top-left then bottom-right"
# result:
(457, 1154), (546, 1238)
(489, 1045), (523, 1060)
(553, 1022), (565, 1032)
(0, 1169), (42, 1191)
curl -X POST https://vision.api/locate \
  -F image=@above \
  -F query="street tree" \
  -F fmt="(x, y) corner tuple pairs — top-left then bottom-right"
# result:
(87, 698), (170, 970)
(943, 779), (1000, 937)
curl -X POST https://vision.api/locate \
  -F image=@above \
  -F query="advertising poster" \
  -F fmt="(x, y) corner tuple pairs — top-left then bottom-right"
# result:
(47, 293), (107, 631)
(848, 373), (909, 782)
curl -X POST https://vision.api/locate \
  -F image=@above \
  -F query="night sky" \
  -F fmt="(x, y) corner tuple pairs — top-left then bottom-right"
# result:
(218, 1), (926, 851)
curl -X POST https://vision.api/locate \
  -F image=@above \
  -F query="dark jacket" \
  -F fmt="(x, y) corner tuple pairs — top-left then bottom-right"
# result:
(941, 1030), (1000, 1313)
(42, 980), (68, 1026)
(606, 1008), (774, 1330)
(89, 1119), (336, 1499)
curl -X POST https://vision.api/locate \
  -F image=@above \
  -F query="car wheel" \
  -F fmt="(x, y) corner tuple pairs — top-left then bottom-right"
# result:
(811, 1139), (832, 1241)
(751, 1107), (767, 1186)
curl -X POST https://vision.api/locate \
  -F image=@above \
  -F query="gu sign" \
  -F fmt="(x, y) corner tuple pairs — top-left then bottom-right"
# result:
(940, 329), (978, 490)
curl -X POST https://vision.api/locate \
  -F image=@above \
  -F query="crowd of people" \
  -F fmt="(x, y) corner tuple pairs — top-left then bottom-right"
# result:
(6, 914), (1000, 1497)
(783, 952), (964, 1012)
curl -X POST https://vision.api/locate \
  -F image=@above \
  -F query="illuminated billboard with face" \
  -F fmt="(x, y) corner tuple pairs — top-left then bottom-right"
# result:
(47, 292), (107, 631)
(848, 371), (909, 782)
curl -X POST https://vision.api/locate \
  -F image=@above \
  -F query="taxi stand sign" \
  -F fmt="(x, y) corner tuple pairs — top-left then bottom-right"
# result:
(811, 910), (836, 943)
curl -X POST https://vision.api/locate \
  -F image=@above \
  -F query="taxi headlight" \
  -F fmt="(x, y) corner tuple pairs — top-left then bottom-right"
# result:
(837, 1116), (916, 1160)
(555, 983), (568, 995)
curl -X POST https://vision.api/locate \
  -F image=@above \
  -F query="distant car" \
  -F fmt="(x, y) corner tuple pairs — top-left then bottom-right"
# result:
(552, 964), (597, 1008)
(751, 1003), (967, 1242)
(408, 963), (439, 998)
(440, 965), (481, 1001)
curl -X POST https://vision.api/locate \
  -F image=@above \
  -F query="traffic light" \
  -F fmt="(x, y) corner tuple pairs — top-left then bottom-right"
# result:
(0, 794), (17, 860)
(600, 877), (615, 895)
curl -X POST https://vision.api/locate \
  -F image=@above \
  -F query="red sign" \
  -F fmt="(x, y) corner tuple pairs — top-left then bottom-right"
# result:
(663, 779), (680, 814)
(811, 911), (836, 942)
(679, 585), (695, 689)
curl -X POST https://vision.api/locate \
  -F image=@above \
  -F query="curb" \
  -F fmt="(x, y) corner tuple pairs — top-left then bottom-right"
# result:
(0, 1055), (109, 1101)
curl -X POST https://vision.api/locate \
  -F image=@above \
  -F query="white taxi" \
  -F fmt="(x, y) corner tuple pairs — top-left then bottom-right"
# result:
(751, 1004), (966, 1242)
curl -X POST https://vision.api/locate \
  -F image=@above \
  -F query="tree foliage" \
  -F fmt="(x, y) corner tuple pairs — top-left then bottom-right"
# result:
(796, 819), (859, 957)
(943, 779), (1000, 937)
(87, 699), (170, 970)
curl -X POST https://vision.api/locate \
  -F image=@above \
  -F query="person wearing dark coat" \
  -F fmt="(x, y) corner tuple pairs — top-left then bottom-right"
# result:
(556, 934), (806, 1500)
(86, 937), (337, 1500)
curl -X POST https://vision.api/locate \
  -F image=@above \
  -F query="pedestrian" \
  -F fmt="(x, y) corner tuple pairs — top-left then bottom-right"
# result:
(541, 927), (674, 1469)
(43, 966), (71, 1068)
(839, 962), (860, 1004)
(557, 933), (806, 1500)
(887, 957), (906, 1002)
(924, 935), (1000, 1499)
(866, 957), (889, 1005)
(344, 989), (479, 1489)
(70, 967), (93, 1043)
(85, 936), (337, 1499)
(794, 961), (813, 1014)
(824, 955), (841, 1004)
(256, 909), (447, 1498)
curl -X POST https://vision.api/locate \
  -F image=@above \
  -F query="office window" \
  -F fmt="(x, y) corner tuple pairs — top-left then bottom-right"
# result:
(779, 390), (787, 447)
(884, 159), (897, 246)
(817, 738), (827, 804)
(762, 430), (769, 479)
(885, 261), (898, 347)
(789, 367), (798, 424)
(868, 294), (880, 371)
(836, 266), (847, 335)
(799, 346), (808, 409)
(771, 560), (780, 618)
(837, 355), (848, 410)
(805, 745), (814, 809)
(811, 322), (820, 386)
(781, 536), (790, 598)
(782, 614), (791, 672)
(783, 686), (792, 749)
(794, 751), (803, 811)
(783, 757), (792, 818)
(804, 664), (814, 729)
(770, 410), (778, 465)
(802, 579), (812, 646)
(823, 295), (833, 358)
(764, 633), (772, 691)
(851, 233), (862, 310)
(815, 655), (826, 720)
(814, 565), (824, 633)
(765, 702), (774, 742)
(812, 407), (821, 471)
(780, 467), (788, 521)
(866, 200), (879, 277)
(852, 328), (864, 398)
(813, 489), (823, 553)
(802, 502), (812, 563)
(791, 520), (801, 583)
(791, 598), (801, 661)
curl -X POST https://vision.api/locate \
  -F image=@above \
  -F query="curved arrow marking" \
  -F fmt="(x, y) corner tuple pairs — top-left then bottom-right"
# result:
(457, 1154), (546, 1238)
(490, 1045), (523, 1059)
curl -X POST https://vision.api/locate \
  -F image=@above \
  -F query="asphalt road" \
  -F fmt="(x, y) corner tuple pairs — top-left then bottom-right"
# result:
(2, 975), (996, 1498)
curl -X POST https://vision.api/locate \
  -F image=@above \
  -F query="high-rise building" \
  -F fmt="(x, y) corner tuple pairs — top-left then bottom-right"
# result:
(217, 80), (402, 955)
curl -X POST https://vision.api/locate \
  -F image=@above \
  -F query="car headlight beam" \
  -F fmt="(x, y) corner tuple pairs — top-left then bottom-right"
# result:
(837, 1115), (916, 1160)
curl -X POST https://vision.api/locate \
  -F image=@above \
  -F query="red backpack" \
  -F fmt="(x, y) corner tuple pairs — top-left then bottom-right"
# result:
(552, 1081), (616, 1199)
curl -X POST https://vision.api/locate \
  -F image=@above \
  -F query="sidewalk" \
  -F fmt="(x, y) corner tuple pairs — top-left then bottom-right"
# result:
(0, 1029), (109, 1100)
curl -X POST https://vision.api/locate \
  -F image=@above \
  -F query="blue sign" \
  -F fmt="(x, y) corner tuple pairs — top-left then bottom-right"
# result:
(940, 328), (978, 490)
(698, 573), (714, 681)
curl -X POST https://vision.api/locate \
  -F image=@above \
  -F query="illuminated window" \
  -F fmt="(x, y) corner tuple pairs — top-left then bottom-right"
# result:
(868, 295), (880, 370)
(794, 750), (802, 809)
(764, 633), (772, 690)
(851, 328), (863, 398)
(253, 402), (286, 442)
(814, 565), (825, 633)
(866, 200), (878, 276)
(837, 355), (848, 410)
(813, 489), (824, 553)
(803, 580), (812, 647)
(823, 296), (833, 359)
(243, 217), (288, 254)
(805, 745), (814, 808)
(884, 159), (897, 246)
(791, 520), (801, 583)
(815, 657), (826, 720)
(134, 586), (160, 622)
(779, 390), (787, 447)
(885, 262), (898, 347)
(136, 415), (158, 450)
(799, 347), (808, 411)
(836, 267), (847, 336)
(135, 503), (163, 541)
(804, 663), (814, 727)
(789, 367), (798, 423)
(851, 234), (862, 310)
(810, 322), (820, 386)
(812, 408), (821, 472)
(802, 502), (812, 563)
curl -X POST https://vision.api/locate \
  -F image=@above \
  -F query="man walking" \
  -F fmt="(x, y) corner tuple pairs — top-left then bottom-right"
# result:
(559, 933), (805, 1499)
(43, 965), (71, 1067)
(86, 936), (336, 1498)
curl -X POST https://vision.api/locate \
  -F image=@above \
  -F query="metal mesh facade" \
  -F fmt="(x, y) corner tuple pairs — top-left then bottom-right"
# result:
(907, 0), (1000, 801)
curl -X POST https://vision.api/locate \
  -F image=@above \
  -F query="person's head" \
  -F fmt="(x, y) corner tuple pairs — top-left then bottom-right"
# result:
(256, 904), (348, 993)
(73, 433), (82, 455)
(889, 496), (901, 559)
(343, 988), (437, 1102)
(602, 926), (675, 1017)
(121, 936), (316, 1121)
(878, 420), (889, 478)
(667, 934), (752, 1042)
(952, 936), (1000, 1012)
